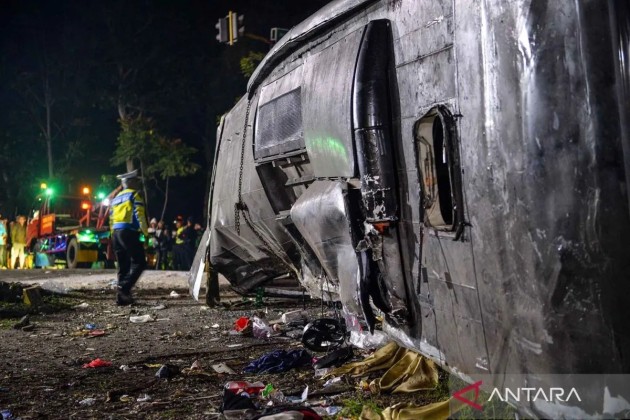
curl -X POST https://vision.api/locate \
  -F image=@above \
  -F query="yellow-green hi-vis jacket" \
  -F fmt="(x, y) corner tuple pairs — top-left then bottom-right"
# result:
(109, 188), (149, 237)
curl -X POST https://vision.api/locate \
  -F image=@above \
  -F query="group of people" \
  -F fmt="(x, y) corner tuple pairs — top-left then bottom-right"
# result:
(147, 215), (200, 271)
(0, 214), (28, 270)
(1, 170), (202, 306)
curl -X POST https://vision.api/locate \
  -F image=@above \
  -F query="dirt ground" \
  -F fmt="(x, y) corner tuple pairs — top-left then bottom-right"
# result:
(0, 277), (452, 420)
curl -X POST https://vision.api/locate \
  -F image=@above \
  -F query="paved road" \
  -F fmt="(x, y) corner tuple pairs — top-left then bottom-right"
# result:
(0, 268), (229, 296)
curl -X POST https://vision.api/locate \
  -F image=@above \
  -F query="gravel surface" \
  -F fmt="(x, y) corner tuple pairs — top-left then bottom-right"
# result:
(0, 273), (454, 419)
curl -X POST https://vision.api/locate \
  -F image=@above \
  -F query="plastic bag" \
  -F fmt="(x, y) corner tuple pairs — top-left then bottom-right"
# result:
(344, 310), (389, 349)
(129, 314), (155, 323)
(349, 330), (389, 349)
(252, 316), (274, 339)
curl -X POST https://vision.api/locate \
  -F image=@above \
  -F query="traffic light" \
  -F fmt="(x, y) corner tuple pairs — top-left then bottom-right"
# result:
(97, 192), (106, 200)
(45, 188), (53, 197)
(215, 16), (228, 43)
(82, 186), (90, 195)
(81, 201), (91, 210)
(229, 12), (245, 44)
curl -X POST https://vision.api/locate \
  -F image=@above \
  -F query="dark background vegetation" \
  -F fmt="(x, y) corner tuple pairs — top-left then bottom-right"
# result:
(0, 0), (331, 224)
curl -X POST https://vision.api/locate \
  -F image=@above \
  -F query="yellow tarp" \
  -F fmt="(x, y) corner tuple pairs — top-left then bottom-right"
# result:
(361, 398), (470, 420)
(326, 342), (438, 394)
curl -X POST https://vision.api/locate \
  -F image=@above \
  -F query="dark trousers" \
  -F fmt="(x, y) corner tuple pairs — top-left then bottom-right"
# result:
(112, 229), (146, 293)
(156, 249), (169, 270)
(173, 244), (185, 271)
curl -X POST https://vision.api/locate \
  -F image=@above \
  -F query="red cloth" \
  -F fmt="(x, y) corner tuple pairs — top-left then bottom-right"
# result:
(82, 358), (113, 368)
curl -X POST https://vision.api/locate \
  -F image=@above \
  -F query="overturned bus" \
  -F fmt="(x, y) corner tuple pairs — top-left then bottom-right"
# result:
(194, 0), (630, 416)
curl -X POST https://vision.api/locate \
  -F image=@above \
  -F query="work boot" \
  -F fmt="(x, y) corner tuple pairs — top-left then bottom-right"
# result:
(116, 289), (135, 306)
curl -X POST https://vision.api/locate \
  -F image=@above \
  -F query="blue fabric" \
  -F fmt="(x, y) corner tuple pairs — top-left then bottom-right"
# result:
(243, 349), (311, 374)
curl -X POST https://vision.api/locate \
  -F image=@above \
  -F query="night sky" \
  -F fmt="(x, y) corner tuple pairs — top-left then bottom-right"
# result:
(0, 0), (332, 224)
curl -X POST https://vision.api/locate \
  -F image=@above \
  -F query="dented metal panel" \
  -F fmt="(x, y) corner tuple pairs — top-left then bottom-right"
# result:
(290, 180), (361, 314)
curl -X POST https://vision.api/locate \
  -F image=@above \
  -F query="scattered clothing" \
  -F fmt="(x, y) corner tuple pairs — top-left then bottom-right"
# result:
(244, 349), (311, 374)
(363, 398), (462, 420)
(82, 358), (113, 368)
(325, 342), (438, 394)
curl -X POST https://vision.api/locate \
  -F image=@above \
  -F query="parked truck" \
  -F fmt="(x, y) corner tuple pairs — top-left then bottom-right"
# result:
(25, 186), (119, 268)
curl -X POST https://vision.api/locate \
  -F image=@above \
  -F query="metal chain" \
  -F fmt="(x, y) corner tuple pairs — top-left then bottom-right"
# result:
(232, 99), (295, 276)
(235, 100), (252, 235)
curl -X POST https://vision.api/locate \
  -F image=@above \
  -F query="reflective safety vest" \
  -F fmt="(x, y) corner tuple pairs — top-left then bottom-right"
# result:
(175, 226), (185, 245)
(109, 188), (149, 236)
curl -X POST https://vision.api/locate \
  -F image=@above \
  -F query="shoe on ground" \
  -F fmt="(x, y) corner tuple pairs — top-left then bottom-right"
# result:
(116, 292), (135, 306)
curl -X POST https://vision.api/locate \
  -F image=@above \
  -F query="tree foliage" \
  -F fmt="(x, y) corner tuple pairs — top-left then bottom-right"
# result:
(240, 51), (266, 78)
(112, 116), (199, 219)
(0, 0), (331, 220)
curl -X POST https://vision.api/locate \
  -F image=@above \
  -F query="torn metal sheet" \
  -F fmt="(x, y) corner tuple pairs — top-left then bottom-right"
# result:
(188, 228), (209, 301)
(290, 180), (361, 314)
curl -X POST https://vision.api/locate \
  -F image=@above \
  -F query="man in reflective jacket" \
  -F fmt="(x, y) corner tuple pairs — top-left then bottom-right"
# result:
(109, 170), (149, 305)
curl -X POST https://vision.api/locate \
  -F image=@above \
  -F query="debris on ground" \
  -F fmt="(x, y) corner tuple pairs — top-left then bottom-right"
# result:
(82, 358), (113, 368)
(233, 316), (251, 335)
(22, 285), (42, 306)
(129, 314), (155, 323)
(243, 349), (311, 374)
(155, 363), (180, 379)
(0, 283), (484, 419)
(252, 316), (274, 339)
(313, 346), (353, 369)
(211, 363), (235, 374)
(169, 291), (181, 298)
(137, 394), (151, 402)
(324, 342), (438, 394)
(12, 315), (29, 330)
(301, 318), (345, 352)
(78, 398), (96, 407)
(280, 310), (307, 324)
